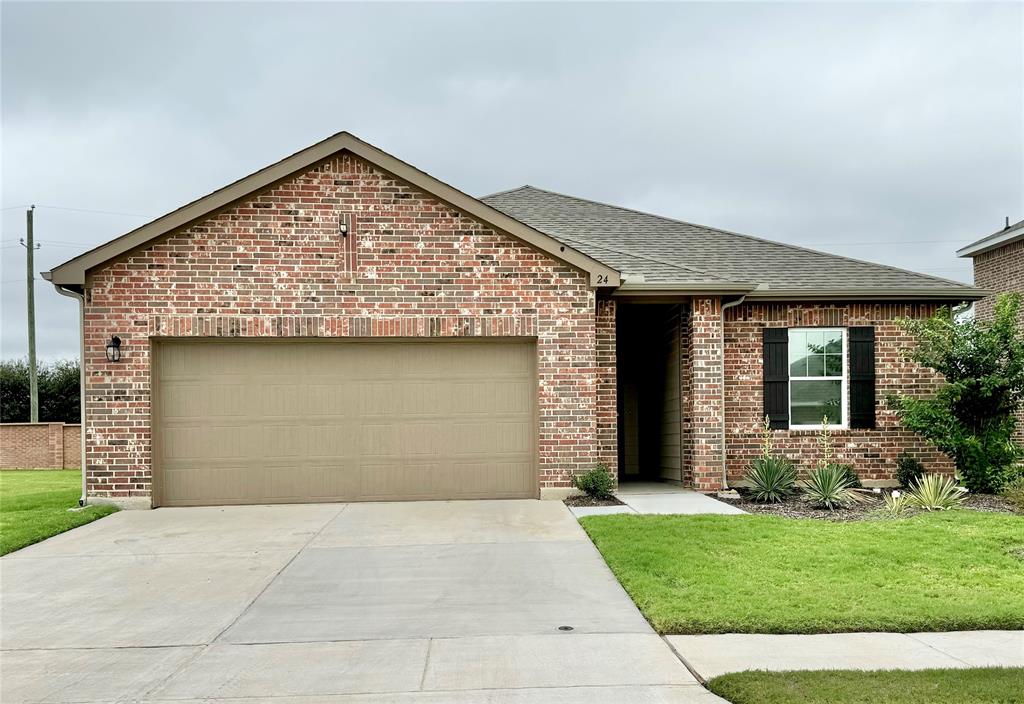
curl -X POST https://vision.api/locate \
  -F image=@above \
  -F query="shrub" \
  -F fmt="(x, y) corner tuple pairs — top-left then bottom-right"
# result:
(803, 464), (867, 510)
(895, 452), (925, 488)
(998, 472), (1024, 511)
(890, 293), (1024, 493)
(746, 456), (797, 503)
(907, 474), (966, 511)
(880, 489), (913, 518)
(744, 416), (796, 503)
(573, 464), (615, 500)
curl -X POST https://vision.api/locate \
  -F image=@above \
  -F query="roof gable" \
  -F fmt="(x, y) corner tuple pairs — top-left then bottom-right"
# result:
(45, 133), (620, 288)
(483, 186), (984, 301)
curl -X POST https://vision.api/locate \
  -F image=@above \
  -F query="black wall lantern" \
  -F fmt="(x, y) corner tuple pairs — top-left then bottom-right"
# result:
(106, 336), (122, 362)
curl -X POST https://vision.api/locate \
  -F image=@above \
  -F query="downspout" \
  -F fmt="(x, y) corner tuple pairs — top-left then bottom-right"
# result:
(719, 295), (747, 491)
(49, 279), (87, 507)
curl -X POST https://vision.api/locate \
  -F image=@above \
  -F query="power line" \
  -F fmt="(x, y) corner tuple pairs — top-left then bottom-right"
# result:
(1, 203), (152, 218)
(32, 204), (153, 218)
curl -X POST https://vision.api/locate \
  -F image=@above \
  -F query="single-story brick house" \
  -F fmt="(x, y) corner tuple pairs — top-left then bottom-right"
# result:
(46, 132), (982, 508)
(958, 217), (1023, 442)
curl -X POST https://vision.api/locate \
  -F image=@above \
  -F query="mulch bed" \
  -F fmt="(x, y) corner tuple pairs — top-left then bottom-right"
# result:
(563, 494), (625, 507)
(718, 489), (1021, 521)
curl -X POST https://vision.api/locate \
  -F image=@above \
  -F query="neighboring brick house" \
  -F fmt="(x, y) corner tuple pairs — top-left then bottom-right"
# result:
(46, 132), (980, 508)
(958, 218), (1024, 442)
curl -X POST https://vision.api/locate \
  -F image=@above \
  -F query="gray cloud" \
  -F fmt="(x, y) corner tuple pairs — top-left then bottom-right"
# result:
(2, 1), (1021, 360)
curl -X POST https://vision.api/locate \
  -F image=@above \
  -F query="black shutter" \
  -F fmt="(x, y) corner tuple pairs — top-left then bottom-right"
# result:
(763, 327), (789, 429)
(849, 326), (876, 429)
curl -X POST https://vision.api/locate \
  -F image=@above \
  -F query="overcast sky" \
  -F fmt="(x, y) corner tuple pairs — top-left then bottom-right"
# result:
(2, 1), (1021, 361)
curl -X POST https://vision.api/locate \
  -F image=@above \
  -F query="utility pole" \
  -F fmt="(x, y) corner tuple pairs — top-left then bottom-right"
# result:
(20, 205), (39, 423)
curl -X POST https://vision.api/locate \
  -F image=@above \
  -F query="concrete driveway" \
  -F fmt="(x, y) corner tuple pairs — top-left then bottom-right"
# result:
(1, 500), (722, 703)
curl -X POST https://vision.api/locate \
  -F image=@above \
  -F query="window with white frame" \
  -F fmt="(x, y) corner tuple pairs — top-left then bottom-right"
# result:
(788, 328), (846, 428)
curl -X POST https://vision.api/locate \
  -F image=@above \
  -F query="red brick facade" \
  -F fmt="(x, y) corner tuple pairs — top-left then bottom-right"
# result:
(595, 297), (618, 478)
(687, 297), (727, 491)
(76, 148), (969, 504)
(722, 302), (954, 485)
(0, 423), (81, 469)
(973, 239), (1023, 324)
(971, 238), (1024, 442)
(83, 154), (608, 503)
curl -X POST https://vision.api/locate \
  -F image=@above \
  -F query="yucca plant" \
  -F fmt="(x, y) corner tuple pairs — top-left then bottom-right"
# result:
(744, 416), (797, 503)
(803, 463), (867, 510)
(880, 489), (913, 518)
(746, 456), (797, 503)
(907, 473), (966, 511)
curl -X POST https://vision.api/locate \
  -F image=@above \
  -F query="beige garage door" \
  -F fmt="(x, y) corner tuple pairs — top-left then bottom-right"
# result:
(154, 339), (536, 506)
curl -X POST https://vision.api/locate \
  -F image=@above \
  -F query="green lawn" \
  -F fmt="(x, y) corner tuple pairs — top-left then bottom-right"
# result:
(707, 668), (1024, 704)
(579, 512), (1024, 634)
(0, 470), (117, 555)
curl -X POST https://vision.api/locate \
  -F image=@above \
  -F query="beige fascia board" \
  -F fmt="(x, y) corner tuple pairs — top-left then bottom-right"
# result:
(743, 287), (988, 302)
(46, 132), (620, 288)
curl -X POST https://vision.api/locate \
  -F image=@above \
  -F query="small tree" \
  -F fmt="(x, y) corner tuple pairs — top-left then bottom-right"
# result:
(890, 293), (1024, 493)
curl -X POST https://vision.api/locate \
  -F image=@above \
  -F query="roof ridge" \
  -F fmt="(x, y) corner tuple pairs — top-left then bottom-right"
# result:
(504, 185), (974, 290)
(479, 184), (535, 200)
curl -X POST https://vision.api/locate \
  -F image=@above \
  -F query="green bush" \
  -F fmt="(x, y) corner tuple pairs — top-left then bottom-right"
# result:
(890, 293), (1024, 493)
(907, 474), (966, 511)
(573, 464), (615, 499)
(745, 456), (797, 503)
(895, 452), (925, 488)
(803, 464), (866, 510)
(998, 472), (1024, 511)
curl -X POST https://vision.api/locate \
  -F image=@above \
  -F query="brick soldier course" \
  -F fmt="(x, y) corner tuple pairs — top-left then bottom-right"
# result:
(44, 132), (985, 507)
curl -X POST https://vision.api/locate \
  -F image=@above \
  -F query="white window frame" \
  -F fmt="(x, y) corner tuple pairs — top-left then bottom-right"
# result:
(788, 327), (847, 430)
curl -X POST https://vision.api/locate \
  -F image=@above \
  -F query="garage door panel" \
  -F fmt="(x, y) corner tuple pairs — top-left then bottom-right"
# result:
(449, 461), (534, 498)
(163, 425), (247, 462)
(156, 340), (536, 506)
(359, 462), (442, 501)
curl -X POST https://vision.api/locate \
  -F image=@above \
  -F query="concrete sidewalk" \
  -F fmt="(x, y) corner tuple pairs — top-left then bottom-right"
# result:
(667, 631), (1024, 680)
(570, 482), (746, 518)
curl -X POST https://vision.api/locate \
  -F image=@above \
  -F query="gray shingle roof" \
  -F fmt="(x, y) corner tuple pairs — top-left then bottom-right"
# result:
(957, 218), (1024, 258)
(482, 186), (982, 298)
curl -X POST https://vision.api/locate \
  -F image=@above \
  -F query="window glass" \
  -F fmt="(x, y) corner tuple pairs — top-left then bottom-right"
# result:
(789, 330), (808, 376)
(788, 328), (845, 426)
(791, 380), (843, 426)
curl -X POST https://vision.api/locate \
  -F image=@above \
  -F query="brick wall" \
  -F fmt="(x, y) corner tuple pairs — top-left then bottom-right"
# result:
(688, 297), (725, 490)
(972, 239), (1024, 442)
(723, 302), (954, 484)
(84, 153), (601, 503)
(0, 423), (82, 469)
(595, 296), (618, 481)
(973, 239), (1023, 324)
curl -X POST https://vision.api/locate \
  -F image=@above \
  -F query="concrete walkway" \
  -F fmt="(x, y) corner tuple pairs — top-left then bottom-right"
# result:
(1, 500), (724, 703)
(570, 482), (746, 518)
(667, 631), (1024, 680)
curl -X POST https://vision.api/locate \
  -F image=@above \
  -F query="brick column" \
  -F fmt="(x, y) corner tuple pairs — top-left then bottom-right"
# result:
(595, 296), (618, 483)
(48, 423), (64, 470)
(690, 297), (724, 491)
